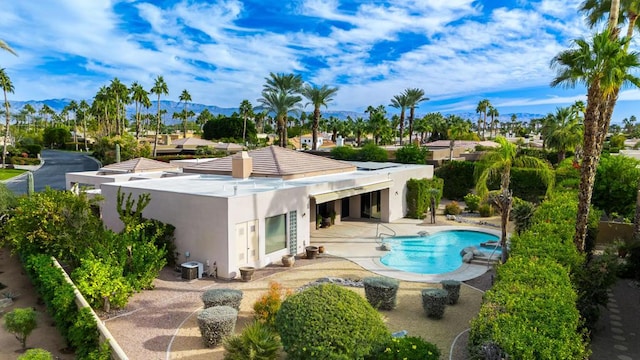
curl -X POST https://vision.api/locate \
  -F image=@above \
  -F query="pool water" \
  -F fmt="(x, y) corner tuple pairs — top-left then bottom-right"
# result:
(380, 230), (500, 274)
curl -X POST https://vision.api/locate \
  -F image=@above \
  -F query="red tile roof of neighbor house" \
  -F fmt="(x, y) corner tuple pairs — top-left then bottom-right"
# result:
(100, 158), (179, 173)
(171, 137), (216, 147)
(183, 145), (356, 179)
(424, 140), (500, 148)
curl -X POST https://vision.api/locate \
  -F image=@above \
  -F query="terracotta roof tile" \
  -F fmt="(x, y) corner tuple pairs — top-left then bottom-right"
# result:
(101, 158), (178, 173)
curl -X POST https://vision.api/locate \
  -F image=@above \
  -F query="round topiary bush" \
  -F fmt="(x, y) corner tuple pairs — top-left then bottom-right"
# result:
(202, 289), (243, 311)
(421, 288), (448, 319)
(275, 283), (390, 359)
(441, 280), (461, 305)
(197, 306), (238, 348)
(363, 276), (400, 310)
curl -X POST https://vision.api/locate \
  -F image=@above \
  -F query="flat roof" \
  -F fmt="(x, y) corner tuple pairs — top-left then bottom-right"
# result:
(101, 162), (429, 198)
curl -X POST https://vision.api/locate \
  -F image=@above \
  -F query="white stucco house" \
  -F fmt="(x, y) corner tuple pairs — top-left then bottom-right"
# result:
(66, 146), (433, 280)
(300, 135), (324, 148)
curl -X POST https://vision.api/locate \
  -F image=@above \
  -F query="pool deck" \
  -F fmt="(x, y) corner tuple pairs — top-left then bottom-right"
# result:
(309, 218), (501, 283)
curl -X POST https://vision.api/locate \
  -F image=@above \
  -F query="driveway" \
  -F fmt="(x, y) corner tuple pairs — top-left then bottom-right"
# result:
(4, 150), (100, 194)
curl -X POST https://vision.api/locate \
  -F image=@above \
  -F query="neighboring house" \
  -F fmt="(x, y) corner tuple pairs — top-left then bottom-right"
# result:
(67, 146), (433, 280)
(301, 135), (324, 149)
(423, 140), (499, 162)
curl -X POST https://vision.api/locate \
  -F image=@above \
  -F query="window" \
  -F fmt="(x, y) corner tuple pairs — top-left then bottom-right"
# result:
(265, 214), (286, 254)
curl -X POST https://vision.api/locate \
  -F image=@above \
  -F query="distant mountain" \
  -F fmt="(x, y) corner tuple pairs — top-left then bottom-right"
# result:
(8, 99), (545, 125)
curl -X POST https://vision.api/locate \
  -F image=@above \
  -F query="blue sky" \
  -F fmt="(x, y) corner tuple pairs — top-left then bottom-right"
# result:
(1, 0), (640, 121)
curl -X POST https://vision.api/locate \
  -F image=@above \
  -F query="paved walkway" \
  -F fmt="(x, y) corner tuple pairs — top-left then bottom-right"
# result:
(590, 278), (640, 360)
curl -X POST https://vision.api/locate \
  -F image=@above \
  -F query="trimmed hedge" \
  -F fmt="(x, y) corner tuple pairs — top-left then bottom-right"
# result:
(420, 288), (448, 319)
(366, 336), (440, 360)
(434, 161), (475, 200)
(197, 306), (238, 348)
(202, 289), (243, 311)
(441, 280), (461, 305)
(363, 276), (400, 310)
(406, 177), (444, 219)
(275, 283), (389, 359)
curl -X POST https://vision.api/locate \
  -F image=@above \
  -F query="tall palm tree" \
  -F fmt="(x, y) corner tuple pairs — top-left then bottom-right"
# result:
(258, 91), (302, 147)
(365, 105), (388, 145)
(78, 100), (90, 151)
(543, 107), (584, 162)
(150, 76), (169, 157)
(239, 99), (254, 145)
(179, 89), (192, 139)
(301, 84), (338, 150)
(65, 100), (79, 150)
(0, 40), (17, 56)
(404, 88), (429, 143)
(390, 93), (410, 145)
(130, 81), (150, 140)
(487, 106), (499, 138)
(109, 78), (128, 136)
(476, 99), (491, 139)
(0, 69), (14, 168)
(475, 136), (554, 263)
(551, 29), (640, 251)
(261, 73), (302, 147)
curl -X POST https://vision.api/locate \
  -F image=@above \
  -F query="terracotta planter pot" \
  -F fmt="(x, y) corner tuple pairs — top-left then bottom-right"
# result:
(282, 254), (295, 267)
(239, 266), (255, 281)
(305, 246), (319, 259)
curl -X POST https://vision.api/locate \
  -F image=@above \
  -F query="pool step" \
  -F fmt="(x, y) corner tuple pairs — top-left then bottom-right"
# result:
(469, 256), (500, 266)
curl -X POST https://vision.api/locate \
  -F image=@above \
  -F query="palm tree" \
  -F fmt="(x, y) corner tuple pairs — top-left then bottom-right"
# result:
(0, 40), (17, 56)
(476, 99), (491, 139)
(239, 100), (254, 145)
(130, 81), (150, 140)
(447, 121), (471, 161)
(365, 105), (388, 145)
(23, 104), (35, 131)
(150, 76), (169, 157)
(475, 136), (554, 263)
(404, 88), (429, 143)
(543, 107), (584, 162)
(65, 100), (79, 150)
(0, 69), (14, 168)
(109, 78), (128, 135)
(261, 73), (302, 147)
(487, 106), (499, 138)
(258, 91), (301, 147)
(390, 93), (410, 145)
(179, 89), (192, 139)
(301, 84), (338, 150)
(551, 29), (640, 251)
(78, 100), (90, 151)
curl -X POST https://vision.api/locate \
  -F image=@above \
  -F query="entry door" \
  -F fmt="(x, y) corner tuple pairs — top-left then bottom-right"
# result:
(236, 220), (258, 265)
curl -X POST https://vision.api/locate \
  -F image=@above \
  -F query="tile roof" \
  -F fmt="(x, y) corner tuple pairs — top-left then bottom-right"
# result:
(424, 140), (499, 148)
(183, 145), (356, 179)
(100, 158), (179, 173)
(171, 137), (216, 147)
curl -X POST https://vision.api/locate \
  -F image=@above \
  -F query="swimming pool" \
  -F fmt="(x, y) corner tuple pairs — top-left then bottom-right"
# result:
(380, 230), (500, 274)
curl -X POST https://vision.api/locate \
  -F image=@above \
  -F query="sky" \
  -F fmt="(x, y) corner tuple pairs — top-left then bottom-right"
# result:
(1, 0), (640, 122)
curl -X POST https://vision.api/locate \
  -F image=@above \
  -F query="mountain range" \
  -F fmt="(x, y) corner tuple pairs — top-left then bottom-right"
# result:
(8, 98), (546, 126)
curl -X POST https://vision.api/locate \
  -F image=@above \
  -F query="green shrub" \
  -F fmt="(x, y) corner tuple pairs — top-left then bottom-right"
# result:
(363, 276), (400, 310)
(357, 143), (389, 162)
(330, 146), (357, 160)
(18, 349), (53, 360)
(68, 308), (103, 359)
(444, 201), (462, 215)
(434, 161), (475, 200)
(72, 256), (133, 310)
(395, 144), (428, 164)
(464, 193), (481, 213)
(511, 200), (535, 234)
(275, 283), (389, 359)
(197, 306), (238, 348)
(223, 321), (281, 360)
(420, 288), (448, 319)
(406, 177), (444, 219)
(3, 307), (38, 349)
(366, 336), (440, 360)
(202, 289), (244, 311)
(477, 204), (494, 217)
(441, 280), (461, 305)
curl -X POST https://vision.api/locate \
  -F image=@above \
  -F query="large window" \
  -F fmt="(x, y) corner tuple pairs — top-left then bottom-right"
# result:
(265, 214), (287, 254)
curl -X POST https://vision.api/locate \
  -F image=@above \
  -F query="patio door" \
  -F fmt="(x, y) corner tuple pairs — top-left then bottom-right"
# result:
(236, 220), (258, 265)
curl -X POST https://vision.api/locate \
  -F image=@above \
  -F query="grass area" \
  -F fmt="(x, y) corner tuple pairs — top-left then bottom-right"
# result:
(0, 168), (26, 180)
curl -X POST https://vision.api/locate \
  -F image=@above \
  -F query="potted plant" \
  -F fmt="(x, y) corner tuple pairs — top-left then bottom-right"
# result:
(614, 239), (628, 258)
(316, 215), (322, 230)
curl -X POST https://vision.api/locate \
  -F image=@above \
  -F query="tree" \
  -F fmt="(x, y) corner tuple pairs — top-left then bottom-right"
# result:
(542, 107), (584, 162)
(0, 39), (17, 56)
(487, 105), (499, 138)
(150, 76), (168, 157)
(475, 136), (554, 263)
(390, 93), (409, 145)
(3, 307), (38, 350)
(179, 89), (192, 138)
(196, 108), (214, 131)
(301, 84), (338, 150)
(131, 81), (151, 140)
(64, 100), (79, 150)
(261, 73), (302, 147)
(551, 29), (640, 251)
(476, 99), (491, 139)
(109, 78), (129, 135)
(404, 88), (429, 143)
(0, 68), (14, 168)
(238, 99), (254, 145)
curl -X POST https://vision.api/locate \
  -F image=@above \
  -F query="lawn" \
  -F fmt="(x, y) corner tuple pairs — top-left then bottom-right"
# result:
(0, 168), (26, 180)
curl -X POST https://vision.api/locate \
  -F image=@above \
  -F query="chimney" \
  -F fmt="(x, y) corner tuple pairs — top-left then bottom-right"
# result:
(232, 151), (252, 179)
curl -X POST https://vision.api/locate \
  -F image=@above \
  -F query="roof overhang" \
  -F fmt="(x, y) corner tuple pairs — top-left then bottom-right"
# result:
(311, 180), (393, 204)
